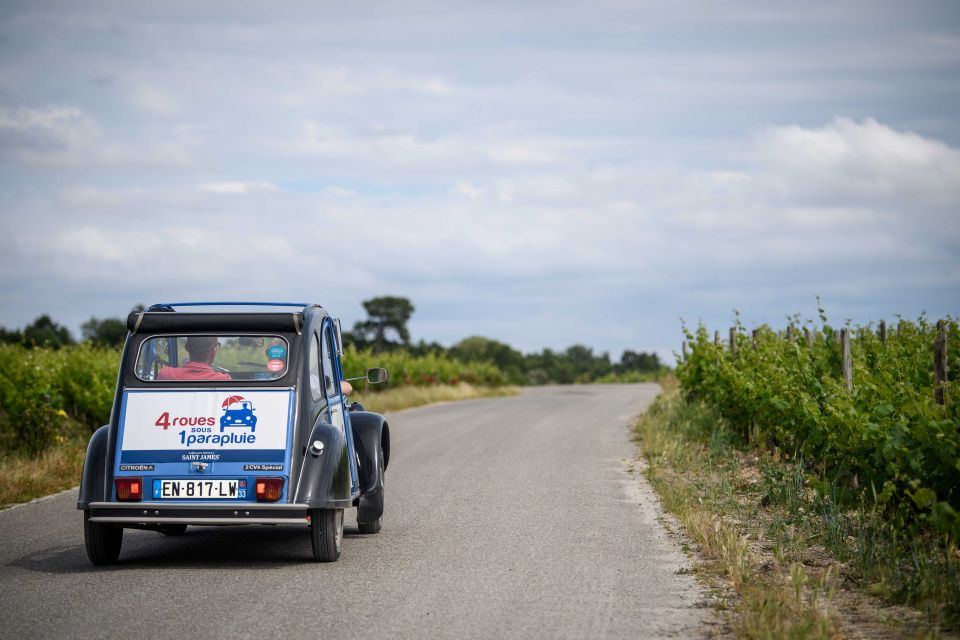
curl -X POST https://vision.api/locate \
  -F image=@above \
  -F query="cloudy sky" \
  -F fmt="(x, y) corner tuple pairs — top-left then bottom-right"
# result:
(1, 1), (958, 362)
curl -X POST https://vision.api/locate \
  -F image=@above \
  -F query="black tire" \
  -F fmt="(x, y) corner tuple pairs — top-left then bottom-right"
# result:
(358, 445), (385, 535)
(357, 513), (382, 534)
(84, 511), (123, 565)
(158, 524), (188, 536)
(310, 508), (343, 562)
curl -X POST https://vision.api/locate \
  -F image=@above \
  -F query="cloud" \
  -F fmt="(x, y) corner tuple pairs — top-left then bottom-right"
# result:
(752, 117), (960, 205)
(0, 106), (94, 134)
(453, 181), (482, 199)
(0, 106), (99, 156)
(280, 69), (458, 107)
(17, 224), (296, 286)
(16, 117), (953, 294)
(129, 84), (182, 116)
(0, 105), (191, 169)
(197, 181), (279, 195)
(485, 144), (557, 165)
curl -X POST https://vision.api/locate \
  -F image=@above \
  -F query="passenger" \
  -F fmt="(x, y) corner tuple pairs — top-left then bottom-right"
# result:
(158, 336), (232, 381)
(309, 372), (353, 396)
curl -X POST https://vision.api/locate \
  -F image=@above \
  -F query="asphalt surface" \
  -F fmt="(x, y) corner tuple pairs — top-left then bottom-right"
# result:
(0, 384), (708, 639)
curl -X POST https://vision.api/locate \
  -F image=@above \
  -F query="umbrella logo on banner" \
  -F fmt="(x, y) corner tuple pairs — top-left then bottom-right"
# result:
(222, 395), (245, 408)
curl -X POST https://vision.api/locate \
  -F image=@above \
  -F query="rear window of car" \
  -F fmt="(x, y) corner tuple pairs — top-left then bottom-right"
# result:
(136, 335), (289, 382)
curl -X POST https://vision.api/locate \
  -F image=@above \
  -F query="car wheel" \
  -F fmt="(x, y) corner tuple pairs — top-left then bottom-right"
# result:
(158, 524), (188, 536)
(310, 508), (343, 562)
(84, 511), (123, 565)
(358, 445), (384, 535)
(357, 511), (382, 534)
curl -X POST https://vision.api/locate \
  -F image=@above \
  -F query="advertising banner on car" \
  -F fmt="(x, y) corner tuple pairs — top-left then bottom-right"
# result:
(117, 389), (294, 463)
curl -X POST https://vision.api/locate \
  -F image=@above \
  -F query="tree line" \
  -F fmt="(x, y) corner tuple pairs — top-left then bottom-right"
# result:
(0, 296), (664, 385)
(346, 296), (663, 384)
(0, 314), (130, 349)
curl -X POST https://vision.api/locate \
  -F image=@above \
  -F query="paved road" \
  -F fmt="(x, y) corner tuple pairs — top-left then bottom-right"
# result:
(0, 384), (708, 639)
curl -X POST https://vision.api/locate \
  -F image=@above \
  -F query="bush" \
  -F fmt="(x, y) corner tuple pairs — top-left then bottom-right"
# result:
(342, 345), (507, 389)
(0, 345), (67, 455)
(677, 316), (960, 537)
(0, 345), (120, 455)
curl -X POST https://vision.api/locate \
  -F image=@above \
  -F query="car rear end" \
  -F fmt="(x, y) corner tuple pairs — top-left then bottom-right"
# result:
(84, 308), (312, 540)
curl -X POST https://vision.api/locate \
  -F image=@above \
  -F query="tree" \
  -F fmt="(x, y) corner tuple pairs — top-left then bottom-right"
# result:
(619, 350), (660, 372)
(81, 317), (127, 347)
(408, 339), (447, 358)
(352, 296), (415, 352)
(449, 336), (526, 384)
(525, 348), (575, 384)
(0, 326), (23, 345)
(22, 315), (74, 349)
(564, 344), (612, 382)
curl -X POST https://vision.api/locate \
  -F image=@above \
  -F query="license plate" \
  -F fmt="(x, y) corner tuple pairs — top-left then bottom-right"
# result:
(152, 479), (245, 500)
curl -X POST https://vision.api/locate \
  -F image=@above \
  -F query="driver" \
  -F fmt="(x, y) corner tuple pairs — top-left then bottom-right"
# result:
(158, 336), (232, 381)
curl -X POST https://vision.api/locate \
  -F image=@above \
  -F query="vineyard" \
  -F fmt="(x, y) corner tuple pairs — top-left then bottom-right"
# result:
(677, 315), (959, 537)
(672, 314), (960, 626)
(341, 345), (505, 389)
(0, 344), (508, 458)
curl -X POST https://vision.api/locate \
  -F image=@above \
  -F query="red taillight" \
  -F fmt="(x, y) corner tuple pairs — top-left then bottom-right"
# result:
(255, 477), (284, 502)
(115, 477), (142, 501)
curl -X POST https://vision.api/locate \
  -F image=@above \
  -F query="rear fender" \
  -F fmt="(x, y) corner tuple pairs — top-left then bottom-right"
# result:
(77, 426), (109, 509)
(293, 421), (352, 508)
(350, 412), (389, 495)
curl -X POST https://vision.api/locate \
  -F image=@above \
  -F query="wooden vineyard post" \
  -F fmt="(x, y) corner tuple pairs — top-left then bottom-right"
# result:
(786, 325), (794, 341)
(715, 330), (721, 347)
(681, 340), (687, 364)
(841, 328), (853, 393)
(879, 320), (887, 344)
(730, 328), (738, 358)
(752, 328), (759, 348)
(935, 320), (948, 405)
(804, 327), (813, 349)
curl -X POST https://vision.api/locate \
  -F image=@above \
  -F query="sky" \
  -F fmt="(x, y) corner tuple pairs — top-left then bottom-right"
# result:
(1, 1), (958, 363)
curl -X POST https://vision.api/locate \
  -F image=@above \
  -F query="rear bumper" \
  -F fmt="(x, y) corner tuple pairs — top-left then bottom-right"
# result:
(87, 501), (309, 525)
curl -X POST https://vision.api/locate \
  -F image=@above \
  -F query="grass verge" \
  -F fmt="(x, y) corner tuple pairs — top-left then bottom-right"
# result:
(351, 382), (518, 414)
(0, 383), (518, 510)
(0, 435), (88, 509)
(635, 383), (956, 638)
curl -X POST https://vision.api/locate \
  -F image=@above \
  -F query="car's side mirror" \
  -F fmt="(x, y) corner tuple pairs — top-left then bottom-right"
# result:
(366, 367), (388, 384)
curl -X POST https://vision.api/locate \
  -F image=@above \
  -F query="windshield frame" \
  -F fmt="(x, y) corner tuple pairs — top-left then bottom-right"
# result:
(133, 333), (292, 383)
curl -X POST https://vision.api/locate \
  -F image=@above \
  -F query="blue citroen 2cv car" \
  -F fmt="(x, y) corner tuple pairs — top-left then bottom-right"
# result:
(77, 302), (390, 564)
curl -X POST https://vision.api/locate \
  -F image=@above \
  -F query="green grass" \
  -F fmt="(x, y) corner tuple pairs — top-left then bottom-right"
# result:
(0, 435), (88, 509)
(634, 386), (957, 637)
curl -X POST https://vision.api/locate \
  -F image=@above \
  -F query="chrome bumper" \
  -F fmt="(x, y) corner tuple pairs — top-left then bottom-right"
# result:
(87, 501), (309, 525)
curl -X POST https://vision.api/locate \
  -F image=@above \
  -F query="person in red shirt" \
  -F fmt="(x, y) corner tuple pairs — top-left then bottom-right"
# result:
(158, 336), (232, 381)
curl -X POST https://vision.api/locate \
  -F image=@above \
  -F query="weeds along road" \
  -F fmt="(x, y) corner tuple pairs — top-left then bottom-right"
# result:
(0, 384), (708, 639)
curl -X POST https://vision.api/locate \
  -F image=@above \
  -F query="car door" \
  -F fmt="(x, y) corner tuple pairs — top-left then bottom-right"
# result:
(320, 321), (358, 495)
